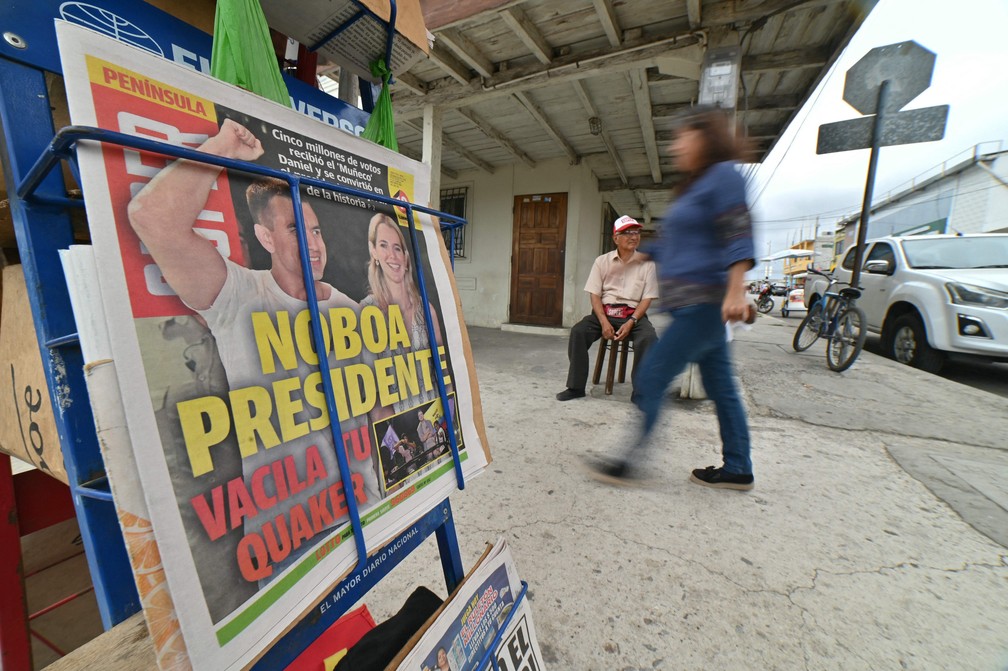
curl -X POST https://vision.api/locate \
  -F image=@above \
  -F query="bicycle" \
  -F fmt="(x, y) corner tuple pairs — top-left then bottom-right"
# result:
(792, 268), (867, 372)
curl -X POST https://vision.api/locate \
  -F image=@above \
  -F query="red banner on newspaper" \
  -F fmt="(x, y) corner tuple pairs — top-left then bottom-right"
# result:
(89, 56), (244, 318)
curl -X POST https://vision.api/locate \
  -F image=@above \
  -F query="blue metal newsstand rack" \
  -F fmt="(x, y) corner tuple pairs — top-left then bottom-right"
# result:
(0, 3), (530, 670)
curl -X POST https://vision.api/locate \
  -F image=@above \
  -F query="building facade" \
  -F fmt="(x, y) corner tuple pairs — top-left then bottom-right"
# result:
(836, 144), (1008, 253)
(440, 158), (614, 329)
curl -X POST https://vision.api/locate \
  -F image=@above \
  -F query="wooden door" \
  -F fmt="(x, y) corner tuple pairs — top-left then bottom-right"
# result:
(509, 192), (567, 326)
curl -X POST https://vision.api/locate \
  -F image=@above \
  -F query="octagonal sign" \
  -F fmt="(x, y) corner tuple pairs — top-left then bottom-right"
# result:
(843, 40), (936, 115)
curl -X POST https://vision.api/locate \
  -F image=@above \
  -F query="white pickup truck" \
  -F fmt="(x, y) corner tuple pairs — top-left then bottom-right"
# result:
(803, 234), (1008, 372)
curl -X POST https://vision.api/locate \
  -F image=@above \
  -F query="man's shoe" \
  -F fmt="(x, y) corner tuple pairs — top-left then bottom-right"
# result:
(556, 388), (586, 401)
(583, 457), (643, 487)
(689, 466), (754, 491)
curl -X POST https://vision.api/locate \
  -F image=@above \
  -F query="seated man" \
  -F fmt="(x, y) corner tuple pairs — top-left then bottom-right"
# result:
(557, 215), (658, 401)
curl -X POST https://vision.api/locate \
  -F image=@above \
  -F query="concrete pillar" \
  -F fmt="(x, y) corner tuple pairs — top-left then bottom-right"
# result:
(336, 68), (359, 107)
(422, 104), (443, 208)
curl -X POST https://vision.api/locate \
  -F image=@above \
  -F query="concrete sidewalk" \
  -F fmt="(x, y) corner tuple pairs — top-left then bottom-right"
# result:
(366, 314), (1008, 670)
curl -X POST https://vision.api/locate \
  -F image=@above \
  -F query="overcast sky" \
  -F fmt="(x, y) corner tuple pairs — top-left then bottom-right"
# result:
(747, 0), (1008, 271)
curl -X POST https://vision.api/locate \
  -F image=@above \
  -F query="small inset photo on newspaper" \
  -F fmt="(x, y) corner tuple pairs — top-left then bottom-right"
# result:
(375, 394), (462, 494)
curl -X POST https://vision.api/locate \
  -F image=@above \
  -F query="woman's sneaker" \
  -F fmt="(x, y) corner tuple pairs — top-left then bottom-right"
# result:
(689, 466), (754, 491)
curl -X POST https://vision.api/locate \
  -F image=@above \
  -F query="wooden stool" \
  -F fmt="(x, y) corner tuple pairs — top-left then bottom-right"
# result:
(592, 337), (631, 395)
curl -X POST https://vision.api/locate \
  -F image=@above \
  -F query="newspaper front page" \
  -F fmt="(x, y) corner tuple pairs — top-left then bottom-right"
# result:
(395, 539), (544, 671)
(56, 21), (488, 671)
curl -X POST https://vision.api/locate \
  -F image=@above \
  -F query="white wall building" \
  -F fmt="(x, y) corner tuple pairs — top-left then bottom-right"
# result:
(440, 158), (614, 329)
(837, 143), (1008, 252)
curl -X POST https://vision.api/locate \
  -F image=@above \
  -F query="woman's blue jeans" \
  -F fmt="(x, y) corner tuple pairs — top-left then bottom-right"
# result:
(624, 303), (752, 475)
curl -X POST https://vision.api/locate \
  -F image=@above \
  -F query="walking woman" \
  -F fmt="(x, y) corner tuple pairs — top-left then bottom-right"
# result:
(589, 106), (756, 490)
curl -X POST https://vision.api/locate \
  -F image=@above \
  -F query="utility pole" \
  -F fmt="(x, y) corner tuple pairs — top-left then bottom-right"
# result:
(813, 217), (820, 270)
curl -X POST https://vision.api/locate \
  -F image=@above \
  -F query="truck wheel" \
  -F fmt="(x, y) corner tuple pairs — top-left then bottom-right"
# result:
(887, 313), (945, 373)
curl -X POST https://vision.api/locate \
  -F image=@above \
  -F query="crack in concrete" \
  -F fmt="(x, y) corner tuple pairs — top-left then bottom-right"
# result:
(480, 518), (1007, 667)
(789, 555), (1008, 598)
(745, 407), (1007, 452)
(782, 556), (1007, 670)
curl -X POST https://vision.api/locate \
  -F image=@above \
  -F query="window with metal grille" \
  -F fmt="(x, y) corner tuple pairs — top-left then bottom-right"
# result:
(439, 186), (468, 258)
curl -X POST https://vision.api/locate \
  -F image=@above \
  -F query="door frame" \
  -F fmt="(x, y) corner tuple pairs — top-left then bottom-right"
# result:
(508, 192), (568, 326)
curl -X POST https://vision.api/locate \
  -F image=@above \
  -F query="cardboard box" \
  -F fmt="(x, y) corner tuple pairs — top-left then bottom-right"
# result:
(0, 265), (67, 484)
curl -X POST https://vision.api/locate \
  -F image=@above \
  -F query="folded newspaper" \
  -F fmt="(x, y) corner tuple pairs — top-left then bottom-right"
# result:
(392, 538), (544, 671)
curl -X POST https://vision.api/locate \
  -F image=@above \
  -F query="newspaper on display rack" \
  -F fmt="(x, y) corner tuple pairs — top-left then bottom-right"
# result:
(392, 538), (544, 671)
(56, 20), (489, 671)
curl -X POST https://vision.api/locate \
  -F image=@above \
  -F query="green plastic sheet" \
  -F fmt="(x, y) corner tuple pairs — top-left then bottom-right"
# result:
(210, 0), (291, 107)
(361, 59), (398, 151)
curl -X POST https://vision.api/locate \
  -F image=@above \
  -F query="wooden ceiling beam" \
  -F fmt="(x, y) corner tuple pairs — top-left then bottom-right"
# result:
(423, 0), (518, 31)
(742, 47), (830, 73)
(704, 0), (844, 26)
(627, 69), (661, 183)
(598, 174), (683, 192)
(455, 107), (536, 167)
(392, 72), (428, 96)
(405, 120), (496, 174)
(736, 94), (803, 112)
(481, 29), (702, 91)
(428, 42), (474, 85)
(437, 28), (495, 78)
(500, 7), (553, 65)
(655, 124), (780, 142)
(395, 30), (705, 118)
(652, 94), (801, 118)
(398, 141), (459, 179)
(591, 0), (621, 48)
(513, 91), (578, 164)
(686, 0), (702, 28)
(572, 80), (627, 185)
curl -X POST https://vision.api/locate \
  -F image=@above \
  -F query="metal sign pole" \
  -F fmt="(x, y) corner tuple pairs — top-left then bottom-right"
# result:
(849, 79), (890, 289)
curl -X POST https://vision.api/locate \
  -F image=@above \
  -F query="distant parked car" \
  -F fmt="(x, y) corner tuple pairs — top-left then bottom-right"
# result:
(771, 282), (788, 296)
(803, 233), (1008, 372)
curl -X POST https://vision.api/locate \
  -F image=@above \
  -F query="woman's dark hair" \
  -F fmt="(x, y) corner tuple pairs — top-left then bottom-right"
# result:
(672, 105), (752, 181)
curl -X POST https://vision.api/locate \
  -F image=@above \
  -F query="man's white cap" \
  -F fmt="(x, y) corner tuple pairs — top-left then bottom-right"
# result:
(613, 215), (642, 233)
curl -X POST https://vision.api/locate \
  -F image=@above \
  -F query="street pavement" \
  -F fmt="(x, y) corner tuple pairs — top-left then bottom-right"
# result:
(861, 334), (1008, 399)
(361, 314), (1008, 670)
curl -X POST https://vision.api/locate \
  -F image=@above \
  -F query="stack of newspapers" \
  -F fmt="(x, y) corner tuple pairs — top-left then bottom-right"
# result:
(391, 538), (544, 671)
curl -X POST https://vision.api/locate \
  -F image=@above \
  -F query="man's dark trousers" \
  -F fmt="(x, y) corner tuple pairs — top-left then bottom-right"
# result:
(566, 314), (657, 392)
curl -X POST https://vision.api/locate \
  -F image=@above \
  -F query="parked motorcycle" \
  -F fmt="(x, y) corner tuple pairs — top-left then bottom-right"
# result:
(755, 285), (774, 314)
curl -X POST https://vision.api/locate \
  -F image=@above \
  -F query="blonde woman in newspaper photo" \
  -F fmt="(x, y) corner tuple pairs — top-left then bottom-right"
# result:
(362, 213), (446, 418)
